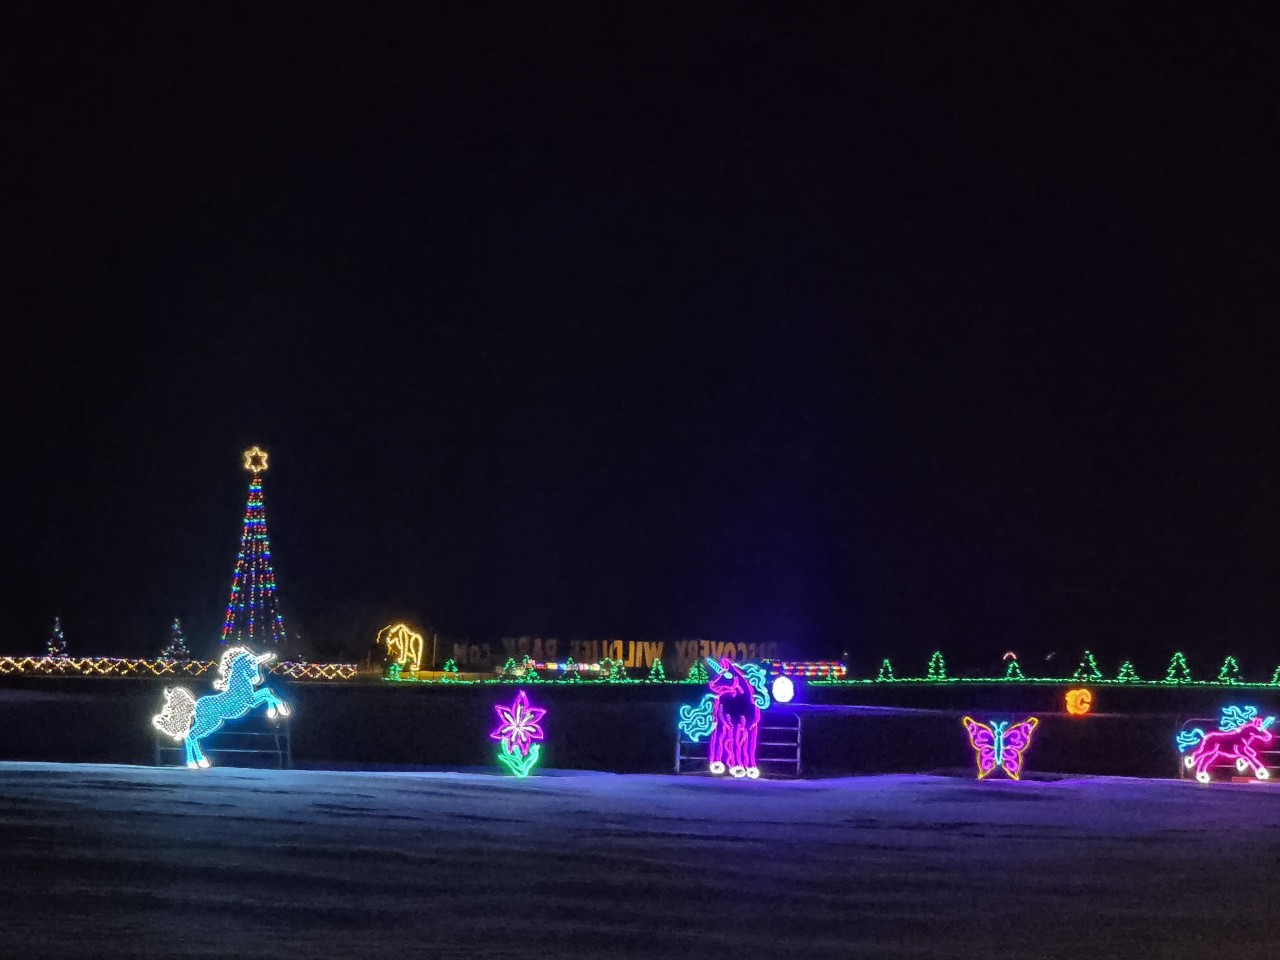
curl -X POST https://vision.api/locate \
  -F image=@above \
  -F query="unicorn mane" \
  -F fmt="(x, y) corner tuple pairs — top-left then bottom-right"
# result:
(213, 646), (256, 691)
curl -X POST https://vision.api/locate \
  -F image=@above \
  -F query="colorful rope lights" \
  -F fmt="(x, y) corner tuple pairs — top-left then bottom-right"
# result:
(152, 647), (290, 768)
(961, 716), (1039, 780)
(219, 449), (288, 649)
(0, 656), (355, 680)
(491, 690), (545, 777)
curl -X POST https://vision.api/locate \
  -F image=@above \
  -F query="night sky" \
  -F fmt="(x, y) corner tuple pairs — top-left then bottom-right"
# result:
(4, 9), (1279, 675)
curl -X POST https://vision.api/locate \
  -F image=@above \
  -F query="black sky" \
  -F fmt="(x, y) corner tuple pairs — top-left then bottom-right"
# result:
(3, 7), (1280, 676)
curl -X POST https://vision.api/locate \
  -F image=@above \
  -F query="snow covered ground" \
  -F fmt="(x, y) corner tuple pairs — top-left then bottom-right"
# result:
(1, 763), (1277, 959)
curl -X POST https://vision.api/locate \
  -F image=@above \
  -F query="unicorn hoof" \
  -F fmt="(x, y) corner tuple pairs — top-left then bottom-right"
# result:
(1195, 771), (1210, 784)
(197, 758), (210, 769)
(709, 761), (725, 775)
(1258, 768), (1271, 780)
(746, 766), (760, 779)
(730, 766), (747, 779)
(186, 761), (199, 769)
(268, 707), (277, 718)
(277, 704), (290, 717)
(1236, 759), (1249, 773)
(1183, 757), (1195, 769)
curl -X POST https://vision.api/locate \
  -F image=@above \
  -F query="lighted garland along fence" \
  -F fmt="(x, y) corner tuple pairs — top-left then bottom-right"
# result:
(0, 656), (357, 681)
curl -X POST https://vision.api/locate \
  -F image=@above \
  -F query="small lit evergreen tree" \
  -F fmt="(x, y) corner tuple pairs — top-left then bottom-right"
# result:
(876, 658), (895, 682)
(649, 657), (666, 682)
(1072, 651), (1102, 682)
(1003, 658), (1025, 681)
(520, 655), (540, 682)
(160, 617), (191, 660)
(500, 657), (518, 680)
(1217, 656), (1242, 684)
(441, 658), (459, 682)
(608, 658), (629, 682)
(1165, 652), (1192, 683)
(1115, 660), (1139, 683)
(562, 656), (582, 682)
(925, 650), (947, 681)
(47, 616), (67, 657)
(687, 659), (709, 685)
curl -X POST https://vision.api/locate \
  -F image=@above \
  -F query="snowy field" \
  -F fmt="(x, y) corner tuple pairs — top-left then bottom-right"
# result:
(1, 764), (1277, 959)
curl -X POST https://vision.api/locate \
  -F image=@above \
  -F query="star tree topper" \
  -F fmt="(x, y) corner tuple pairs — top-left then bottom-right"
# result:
(243, 446), (269, 473)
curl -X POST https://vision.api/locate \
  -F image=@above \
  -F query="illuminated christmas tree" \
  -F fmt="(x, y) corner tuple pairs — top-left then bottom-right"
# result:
(608, 658), (629, 682)
(687, 658), (709, 684)
(1072, 651), (1102, 682)
(1271, 663), (1280, 686)
(1003, 658), (1025, 680)
(1165, 652), (1192, 683)
(561, 656), (582, 682)
(876, 658), (895, 682)
(649, 657), (666, 682)
(218, 447), (289, 652)
(1116, 660), (1139, 683)
(441, 658), (459, 682)
(520, 656), (540, 682)
(925, 651), (946, 681)
(160, 617), (191, 660)
(501, 657), (519, 680)
(1217, 656), (1242, 684)
(46, 616), (67, 657)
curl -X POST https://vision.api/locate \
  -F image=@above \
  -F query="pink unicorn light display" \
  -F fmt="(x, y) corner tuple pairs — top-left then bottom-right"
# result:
(707, 658), (765, 779)
(1179, 709), (1275, 784)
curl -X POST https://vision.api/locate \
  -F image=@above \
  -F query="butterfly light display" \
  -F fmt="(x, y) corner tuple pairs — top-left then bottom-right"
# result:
(961, 715), (1039, 780)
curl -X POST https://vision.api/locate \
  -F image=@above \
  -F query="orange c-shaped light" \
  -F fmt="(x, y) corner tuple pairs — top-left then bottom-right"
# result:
(1065, 688), (1093, 716)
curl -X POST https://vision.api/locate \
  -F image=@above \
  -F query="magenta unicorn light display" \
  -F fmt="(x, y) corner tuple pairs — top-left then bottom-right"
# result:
(702, 658), (771, 778)
(1177, 707), (1276, 784)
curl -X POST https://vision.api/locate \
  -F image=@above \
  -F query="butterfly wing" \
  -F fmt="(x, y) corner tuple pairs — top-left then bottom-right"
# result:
(962, 716), (999, 779)
(999, 717), (1039, 780)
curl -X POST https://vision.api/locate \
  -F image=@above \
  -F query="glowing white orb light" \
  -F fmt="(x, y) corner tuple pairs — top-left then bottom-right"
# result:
(771, 674), (795, 704)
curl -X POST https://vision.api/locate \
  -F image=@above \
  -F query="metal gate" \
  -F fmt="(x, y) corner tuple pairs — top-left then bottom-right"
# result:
(675, 711), (802, 777)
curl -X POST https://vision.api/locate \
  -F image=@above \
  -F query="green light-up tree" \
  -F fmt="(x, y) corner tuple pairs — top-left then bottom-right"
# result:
(1217, 656), (1242, 684)
(1165, 652), (1192, 684)
(441, 658), (459, 683)
(649, 657), (666, 682)
(876, 658), (895, 682)
(46, 616), (67, 657)
(520, 656), (540, 683)
(608, 658), (629, 682)
(925, 651), (947, 681)
(1271, 663), (1280, 686)
(1115, 660), (1139, 683)
(1072, 651), (1103, 682)
(562, 657), (582, 682)
(1003, 658), (1026, 680)
(687, 659), (709, 685)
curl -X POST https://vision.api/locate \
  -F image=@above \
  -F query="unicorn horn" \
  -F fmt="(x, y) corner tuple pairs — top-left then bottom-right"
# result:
(255, 651), (275, 664)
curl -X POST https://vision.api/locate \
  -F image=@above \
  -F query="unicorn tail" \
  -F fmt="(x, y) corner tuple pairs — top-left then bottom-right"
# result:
(152, 687), (197, 742)
(1175, 727), (1206, 753)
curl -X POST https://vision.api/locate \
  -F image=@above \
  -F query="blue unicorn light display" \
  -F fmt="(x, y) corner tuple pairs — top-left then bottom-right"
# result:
(152, 646), (289, 768)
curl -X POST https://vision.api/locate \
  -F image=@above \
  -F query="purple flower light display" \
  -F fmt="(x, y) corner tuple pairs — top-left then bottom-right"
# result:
(491, 690), (546, 777)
